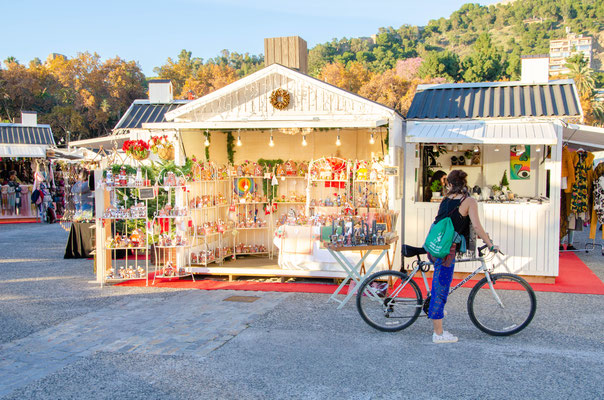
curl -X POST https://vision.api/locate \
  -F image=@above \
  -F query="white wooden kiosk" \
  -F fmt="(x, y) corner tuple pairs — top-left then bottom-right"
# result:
(403, 80), (583, 279)
(143, 63), (405, 280)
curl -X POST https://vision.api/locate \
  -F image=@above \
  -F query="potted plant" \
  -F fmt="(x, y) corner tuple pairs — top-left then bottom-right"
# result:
(430, 180), (443, 198)
(500, 170), (511, 191)
(122, 140), (149, 161)
(149, 135), (174, 161)
(463, 150), (473, 165)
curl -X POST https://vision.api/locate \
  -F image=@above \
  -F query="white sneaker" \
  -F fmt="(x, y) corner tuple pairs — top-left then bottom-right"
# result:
(432, 330), (458, 343)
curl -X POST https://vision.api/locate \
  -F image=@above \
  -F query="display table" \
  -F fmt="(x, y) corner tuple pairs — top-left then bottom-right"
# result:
(64, 221), (94, 259)
(327, 239), (397, 309)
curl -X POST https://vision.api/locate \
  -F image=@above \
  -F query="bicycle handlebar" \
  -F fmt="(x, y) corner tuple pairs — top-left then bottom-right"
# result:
(478, 244), (505, 257)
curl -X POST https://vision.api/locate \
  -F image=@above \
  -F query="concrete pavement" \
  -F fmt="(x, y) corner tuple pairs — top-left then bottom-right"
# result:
(0, 223), (603, 399)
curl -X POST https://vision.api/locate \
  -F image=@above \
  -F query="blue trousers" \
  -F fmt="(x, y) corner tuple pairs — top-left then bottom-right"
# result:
(427, 244), (456, 320)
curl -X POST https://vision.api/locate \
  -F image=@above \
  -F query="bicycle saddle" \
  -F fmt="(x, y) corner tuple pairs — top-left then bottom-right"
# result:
(402, 244), (427, 258)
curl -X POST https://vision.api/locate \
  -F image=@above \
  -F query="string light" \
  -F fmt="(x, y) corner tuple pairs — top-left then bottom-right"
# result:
(302, 135), (307, 146)
(369, 132), (375, 145)
(336, 135), (341, 146)
(204, 130), (210, 147)
(236, 129), (242, 147)
(269, 135), (274, 147)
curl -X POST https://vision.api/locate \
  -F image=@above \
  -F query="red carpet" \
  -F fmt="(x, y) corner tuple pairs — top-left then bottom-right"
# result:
(0, 218), (38, 224)
(116, 252), (604, 295)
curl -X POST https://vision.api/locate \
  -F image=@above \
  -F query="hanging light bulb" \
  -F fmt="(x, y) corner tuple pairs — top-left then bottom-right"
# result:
(336, 135), (341, 146)
(369, 133), (375, 145)
(269, 134), (274, 147)
(302, 135), (308, 147)
(236, 129), (242, 147)
(473, 145), (480, 153)
(204, 130), (210, 147)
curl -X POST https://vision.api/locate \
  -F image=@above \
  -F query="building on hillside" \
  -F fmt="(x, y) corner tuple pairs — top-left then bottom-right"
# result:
(549, 30), (593, 76)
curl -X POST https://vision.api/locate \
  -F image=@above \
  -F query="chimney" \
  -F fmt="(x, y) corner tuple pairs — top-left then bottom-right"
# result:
(521, 55), (549, 83)
(264, 36), (308, 74)
(148, 80), (174, 103)
(21, 111), (38, 127)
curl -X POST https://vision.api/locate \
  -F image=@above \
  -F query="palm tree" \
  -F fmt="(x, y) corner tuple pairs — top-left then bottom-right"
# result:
(566, 58), (595, 99)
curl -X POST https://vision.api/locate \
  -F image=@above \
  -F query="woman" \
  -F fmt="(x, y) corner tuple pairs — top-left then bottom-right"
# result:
(424, 170), (447, 202)
(428, 170), (499, 343)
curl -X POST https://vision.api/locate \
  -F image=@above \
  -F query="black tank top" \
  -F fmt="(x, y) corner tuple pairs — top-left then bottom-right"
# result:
(434, 197), (470, 241)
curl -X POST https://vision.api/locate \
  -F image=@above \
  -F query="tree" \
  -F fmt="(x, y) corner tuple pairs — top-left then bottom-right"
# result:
(358, 69), (411, 113)
(395, 57), (423, 81)
(153, 50), (203, 96)
(418, 51), (460, 82)
(566, 55), (595, 99)
(461, 33), (505, 82)
(318, 62), (371, 93)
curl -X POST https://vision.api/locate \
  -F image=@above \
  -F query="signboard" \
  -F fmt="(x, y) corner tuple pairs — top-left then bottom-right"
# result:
(384, 166), (399, 176)
(138, 187), (156, 200)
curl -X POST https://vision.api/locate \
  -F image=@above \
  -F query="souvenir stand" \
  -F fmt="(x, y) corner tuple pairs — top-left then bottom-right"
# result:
(142, 63), (405, 280)
(403, 80), (585, 279)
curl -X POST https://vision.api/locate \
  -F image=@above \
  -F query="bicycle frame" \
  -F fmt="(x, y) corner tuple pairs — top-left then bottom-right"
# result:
(382, 255), (505, 309)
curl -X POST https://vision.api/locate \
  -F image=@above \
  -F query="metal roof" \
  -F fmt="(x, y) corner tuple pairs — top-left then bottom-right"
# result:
(406, 121), (558, 145)
(407, 80), (581, 120)
(0, 124), (55, 145)
(114, 100), (190, 130)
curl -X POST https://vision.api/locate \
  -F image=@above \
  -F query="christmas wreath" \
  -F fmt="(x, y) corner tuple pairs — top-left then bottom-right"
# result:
(270, 88), (290, 110)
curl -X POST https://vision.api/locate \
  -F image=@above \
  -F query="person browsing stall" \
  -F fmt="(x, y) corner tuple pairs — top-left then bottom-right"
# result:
(428, 169), (499, 343)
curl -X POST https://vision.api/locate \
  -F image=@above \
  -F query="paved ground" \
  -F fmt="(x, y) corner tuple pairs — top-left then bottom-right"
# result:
(1, 223), (603, 399)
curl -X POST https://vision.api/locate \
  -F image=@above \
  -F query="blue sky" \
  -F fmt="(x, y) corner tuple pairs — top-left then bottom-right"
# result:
(0, 0), (499, 76)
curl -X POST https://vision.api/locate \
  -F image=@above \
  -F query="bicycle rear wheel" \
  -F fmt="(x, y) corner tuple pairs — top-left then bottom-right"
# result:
(356, 270), (423, 332)
(467, 273), (537, 336)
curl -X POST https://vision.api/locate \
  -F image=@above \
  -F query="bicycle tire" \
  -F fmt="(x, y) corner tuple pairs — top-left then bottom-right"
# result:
(356, 270), (423, 332)
(467, 273), (537, 336)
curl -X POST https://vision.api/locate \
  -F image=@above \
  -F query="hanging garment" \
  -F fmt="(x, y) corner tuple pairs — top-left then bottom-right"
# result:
(589, 163), (604, 240)
(570, 151), (594, 214)
(561, 146), (575, 193)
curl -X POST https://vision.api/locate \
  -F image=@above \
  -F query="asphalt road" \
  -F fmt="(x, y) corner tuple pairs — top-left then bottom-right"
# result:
(0, 223), (603, 399)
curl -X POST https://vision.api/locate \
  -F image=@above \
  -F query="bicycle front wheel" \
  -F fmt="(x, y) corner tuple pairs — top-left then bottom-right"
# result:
(467, 273), (537, 336)
(356, 270), (423, 332)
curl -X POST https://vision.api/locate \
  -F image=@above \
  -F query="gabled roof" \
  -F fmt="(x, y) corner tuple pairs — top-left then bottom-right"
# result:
(162, 64), (400, 127)
(113, 100), (190, 131)
(407, 80), (581, 120)
(0, 123), (55, 146)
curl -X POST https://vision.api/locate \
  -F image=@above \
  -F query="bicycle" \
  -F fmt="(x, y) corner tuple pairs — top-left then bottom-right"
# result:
(356, 243), (537, 336)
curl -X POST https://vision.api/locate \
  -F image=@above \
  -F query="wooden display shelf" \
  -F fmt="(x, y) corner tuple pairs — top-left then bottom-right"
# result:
(449, 164), (482, 169)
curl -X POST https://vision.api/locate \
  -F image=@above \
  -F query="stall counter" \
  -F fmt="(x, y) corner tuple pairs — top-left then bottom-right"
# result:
(404, 200), (558, 277)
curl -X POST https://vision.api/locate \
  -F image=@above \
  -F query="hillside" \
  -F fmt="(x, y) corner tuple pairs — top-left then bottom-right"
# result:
(307, 0), (604, 76)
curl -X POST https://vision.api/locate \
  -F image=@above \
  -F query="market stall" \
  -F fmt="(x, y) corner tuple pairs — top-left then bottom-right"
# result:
(1, 113), (57, 222)
(129, 63), (405, 281)
(403, 80), (583, 278)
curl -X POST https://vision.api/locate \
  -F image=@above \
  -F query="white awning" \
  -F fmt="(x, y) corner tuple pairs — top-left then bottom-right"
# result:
(563, 124), (604, 152)
(70, 133), (132, 150)
(0, 144), (47, 158)
(405, 122), (559, 145)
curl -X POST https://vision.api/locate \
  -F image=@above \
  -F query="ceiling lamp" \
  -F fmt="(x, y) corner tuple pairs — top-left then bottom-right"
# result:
(536, 146), (541, 152)
(494, 146), (500, 152)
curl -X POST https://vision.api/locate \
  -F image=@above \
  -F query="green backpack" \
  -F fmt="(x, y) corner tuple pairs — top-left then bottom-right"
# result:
(423, 197), (466, 258)
(423, 217), (456, 258)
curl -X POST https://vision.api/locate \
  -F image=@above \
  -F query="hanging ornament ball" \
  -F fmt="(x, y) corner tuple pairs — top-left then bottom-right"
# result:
(270, 88), (290, 110)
